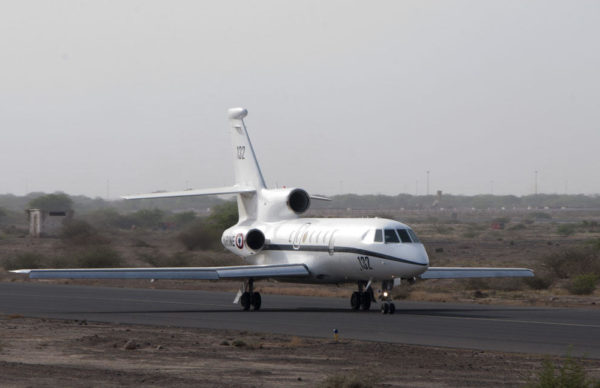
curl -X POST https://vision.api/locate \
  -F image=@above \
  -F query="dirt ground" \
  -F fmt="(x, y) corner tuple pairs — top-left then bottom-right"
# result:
(1, 209), (600, 386)
(2, 314), (599, 388)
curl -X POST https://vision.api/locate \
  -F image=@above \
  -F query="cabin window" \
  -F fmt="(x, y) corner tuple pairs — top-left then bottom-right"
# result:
(384, 229), (400, 243)
(374, 229), (383, 243)
(397, 229), (412, 243)
(407, 229), (420, 243)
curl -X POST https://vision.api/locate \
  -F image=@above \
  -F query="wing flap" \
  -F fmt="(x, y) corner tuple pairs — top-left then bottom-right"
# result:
(12, 264), (310, 280)
(122, 185), (255, 200)
(420, 267), (534, 279)
(217, 264), (309, 279)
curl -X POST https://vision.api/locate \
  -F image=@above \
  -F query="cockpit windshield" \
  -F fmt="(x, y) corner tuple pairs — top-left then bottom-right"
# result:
(373, 228), (421, 243)
(397, 229), (412, 243)
(407, 229), (420, 243)
(384, 229), (400, 243)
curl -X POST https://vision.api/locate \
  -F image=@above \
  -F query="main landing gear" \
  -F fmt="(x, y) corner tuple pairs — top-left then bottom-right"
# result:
(239, 278), (261, 311)
(350, 281), (375, 311)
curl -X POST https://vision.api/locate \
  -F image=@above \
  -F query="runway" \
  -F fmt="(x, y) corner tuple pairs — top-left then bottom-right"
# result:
(1, 282), (599, 358)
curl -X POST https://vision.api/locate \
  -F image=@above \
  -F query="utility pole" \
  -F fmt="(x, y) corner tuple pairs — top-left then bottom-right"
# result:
(534, 170), (538, 195)
(426, 170), (430, 196)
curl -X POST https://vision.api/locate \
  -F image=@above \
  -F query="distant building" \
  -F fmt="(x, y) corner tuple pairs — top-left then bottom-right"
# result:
(27, 209), (73, 237)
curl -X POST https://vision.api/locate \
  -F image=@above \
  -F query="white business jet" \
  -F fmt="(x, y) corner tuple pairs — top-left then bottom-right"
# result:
(13, 108), (533, 314)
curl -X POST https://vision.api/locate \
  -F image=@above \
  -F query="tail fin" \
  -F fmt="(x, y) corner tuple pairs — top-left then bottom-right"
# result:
(123, 108), (263, 224)
(228, 108), (266, 190)
(228, 108), (264, 223)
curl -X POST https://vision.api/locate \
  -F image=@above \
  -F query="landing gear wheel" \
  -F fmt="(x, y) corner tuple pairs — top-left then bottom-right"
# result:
(360, 293), (371, 311)
(381, 303), (389, 314)
(388, 303), (396, 315)
(241, 291), (251, 311)
(251, 292), (262, 311)
(350, 292), (360, 310)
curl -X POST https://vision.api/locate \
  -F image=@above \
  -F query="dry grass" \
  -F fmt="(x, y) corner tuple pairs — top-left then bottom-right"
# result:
(2, 209), (600, 306)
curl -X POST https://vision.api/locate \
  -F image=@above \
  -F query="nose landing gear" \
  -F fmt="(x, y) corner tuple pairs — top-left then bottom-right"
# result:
(379, 280), (396, 315)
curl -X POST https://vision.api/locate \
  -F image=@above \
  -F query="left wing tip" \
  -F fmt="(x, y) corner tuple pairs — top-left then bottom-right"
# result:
(10, 269), (32, 274)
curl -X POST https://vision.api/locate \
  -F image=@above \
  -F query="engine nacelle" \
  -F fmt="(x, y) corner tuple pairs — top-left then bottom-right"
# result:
(222, 227), (266, 256)
(258, 188), (311, 220)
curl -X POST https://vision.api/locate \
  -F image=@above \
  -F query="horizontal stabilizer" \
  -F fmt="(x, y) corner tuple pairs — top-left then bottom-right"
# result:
(420, 267), (534, 279)
(12, 264), (310, 280)
(122, 185), (255, 200)
(310, 194), (332, 201)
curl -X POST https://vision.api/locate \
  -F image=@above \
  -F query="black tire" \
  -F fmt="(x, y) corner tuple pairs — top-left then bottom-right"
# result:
(241, 291), (251, 311)
(381, 303), (389, 314)
(389, 303), (396, 315)
(360, 292), (371, 311)
(251, 292), (261, 311)
(350, 292), (360, 310)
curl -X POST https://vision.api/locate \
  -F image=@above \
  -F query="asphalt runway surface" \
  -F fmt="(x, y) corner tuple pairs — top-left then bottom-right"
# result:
(1, 282), (599, 358)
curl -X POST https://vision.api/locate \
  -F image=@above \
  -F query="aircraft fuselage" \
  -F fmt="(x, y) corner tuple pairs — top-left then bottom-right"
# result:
(222, 217), (429, 284)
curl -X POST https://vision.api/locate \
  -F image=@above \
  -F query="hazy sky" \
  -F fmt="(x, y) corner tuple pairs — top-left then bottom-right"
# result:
(1, 1), (599, 198)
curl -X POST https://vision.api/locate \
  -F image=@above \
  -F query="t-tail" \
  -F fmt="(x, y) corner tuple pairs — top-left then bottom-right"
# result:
(227, 108), (265, 223)
(121, 108), (273, 224)
(122, 108), (326, 223)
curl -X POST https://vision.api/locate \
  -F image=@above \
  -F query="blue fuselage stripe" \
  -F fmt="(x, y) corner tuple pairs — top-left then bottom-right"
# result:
(262, 244), (426, 267)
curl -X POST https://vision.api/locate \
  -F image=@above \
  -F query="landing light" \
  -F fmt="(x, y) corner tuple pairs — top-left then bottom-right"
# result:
(383, 291), (389, 298)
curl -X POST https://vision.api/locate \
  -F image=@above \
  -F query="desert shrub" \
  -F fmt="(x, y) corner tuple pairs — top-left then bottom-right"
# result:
(543, 246), (600, 279)
(492, 217), (511, 224)
(231, 340), (247, 347)
(524, 273), (555, 290)
(527, 354), (598, 388)
(487, 278), (525, 292)
(318, 374), (373, 388)
(461, 230), (480, 239)
(176, 202), (238, 250)
(581, 220), (600, 233)
(587, 238), (600, 252)
(2, 252), (47, 270)
(77, 246), (122, 268)
(206, 201), (238, 230)
(178, 221), (222, 250)
(433, 224), (453, 234)
(85, 208), (134, 230)
(29, 193), (73, 212)
(508, 223), (527, 231)
(557, 223), (577, 237)
(161, 252), (194, 267)
(60, 219), (108, 245)
(170, 211), (197, 227)
(392, 286), (412, 300)
(129, 209), (165, 229)
(464, 278), (489, 290)
(567, 274), (598, 295)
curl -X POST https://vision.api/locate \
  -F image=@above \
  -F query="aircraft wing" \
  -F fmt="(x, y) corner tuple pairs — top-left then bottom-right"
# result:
(11, 264), (310, 280)
(121, 185), (255, 200)
(420, 267), (534, 279)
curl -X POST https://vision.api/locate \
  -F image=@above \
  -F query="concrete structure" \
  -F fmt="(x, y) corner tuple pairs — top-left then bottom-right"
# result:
(27, 209), (72, 237)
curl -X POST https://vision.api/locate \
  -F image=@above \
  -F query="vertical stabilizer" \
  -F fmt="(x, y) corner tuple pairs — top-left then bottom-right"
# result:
(228, 108), (266, 190)
(228, 108), (265, 222)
